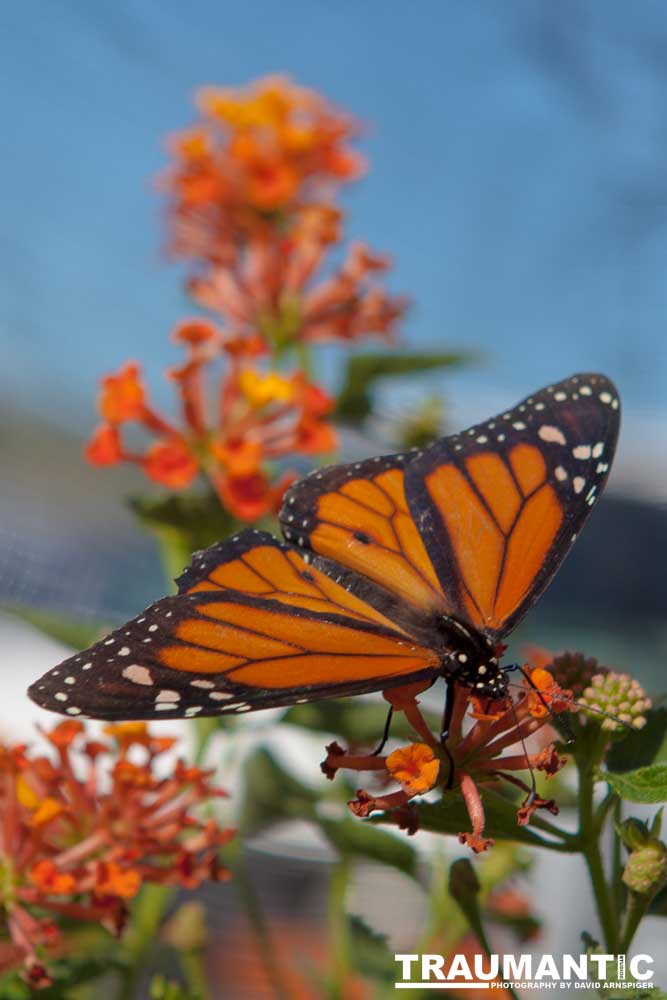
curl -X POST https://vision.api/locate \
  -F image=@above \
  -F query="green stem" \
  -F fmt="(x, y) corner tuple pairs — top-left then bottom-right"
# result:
(115, 885), (174, 1000)
(181, 950), (210, 1000)
(611, 797), (625, 926)
(578, 746), (618, 953)
(620, 891), (652, 954)
(327, 859), (351, 1000)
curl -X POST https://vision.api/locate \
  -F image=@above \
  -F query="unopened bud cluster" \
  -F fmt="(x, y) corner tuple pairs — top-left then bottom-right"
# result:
(550, 651), (606, 698)
(623, 841), (667, 896)
(579, 671), (651, 732)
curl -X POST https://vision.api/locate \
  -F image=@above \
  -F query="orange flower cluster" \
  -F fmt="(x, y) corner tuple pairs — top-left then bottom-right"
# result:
(323, 667), (573, 853)
(162, 75), (406, 350)
(86, 77), (407, 519)
(163, 74), (364, 259)
(0, 721), (233, 988)
(85, 321), (336, 521)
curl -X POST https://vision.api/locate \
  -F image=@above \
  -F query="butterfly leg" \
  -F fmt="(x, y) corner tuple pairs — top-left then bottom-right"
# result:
(370, 706), (394, 756)
(440, 678), (457, 789)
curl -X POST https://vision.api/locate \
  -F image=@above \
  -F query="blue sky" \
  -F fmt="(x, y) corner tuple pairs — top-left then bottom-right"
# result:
(3, 0), (667, 427)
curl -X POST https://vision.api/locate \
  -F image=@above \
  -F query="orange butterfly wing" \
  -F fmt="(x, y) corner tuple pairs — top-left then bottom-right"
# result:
(407, 373), (620, 637)
(28, 531), (439, 720)
(281, 373), (620, 641)
(279, 456), (454, 615)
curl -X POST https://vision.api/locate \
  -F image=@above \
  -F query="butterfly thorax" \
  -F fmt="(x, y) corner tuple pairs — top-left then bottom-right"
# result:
(436, 615), (508, 699)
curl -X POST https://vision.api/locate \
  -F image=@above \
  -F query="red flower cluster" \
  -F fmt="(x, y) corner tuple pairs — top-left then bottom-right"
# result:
(85, 321), (336, 521)
(87, 76), (407, 519)
(323, 667), (574, 853)
(162, 75), (407, 350)
(162, 74), (364, 259)
(0, 721), (233, 987)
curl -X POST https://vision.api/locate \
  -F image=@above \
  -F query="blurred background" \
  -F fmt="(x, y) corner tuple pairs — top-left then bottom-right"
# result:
(1, 1), (667, 994)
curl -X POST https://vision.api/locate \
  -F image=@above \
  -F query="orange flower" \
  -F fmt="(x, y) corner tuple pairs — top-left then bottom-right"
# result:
(29, 861), (76, 896)
(0, 722), (233, 984)
(143, 437), (199, 489)
(213, 437), (263, 477)
(98, 362), (146, 424)
(85, 424), (122, 466)
(160, 76), (406, 349)
(95, 862), (141, 900)
(86, 336), (336, 524)
(215, 470), (294, 522)
(386, 743), (440, 795)
(325, 667), (574, 852)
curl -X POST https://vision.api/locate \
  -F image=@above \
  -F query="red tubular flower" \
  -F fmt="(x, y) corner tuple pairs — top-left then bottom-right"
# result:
(0, 721), (233, 986)
(324, 668), (574, 852)
(84, 329), (337, 522)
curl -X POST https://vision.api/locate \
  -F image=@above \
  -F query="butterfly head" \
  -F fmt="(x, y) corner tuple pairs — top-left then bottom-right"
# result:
(438, 615), (509, 699)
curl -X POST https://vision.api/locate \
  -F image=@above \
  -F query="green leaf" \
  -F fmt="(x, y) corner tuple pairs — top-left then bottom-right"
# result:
(449, 858), (483, 932)
(129, 491), (245, 586)
(604, 765), (667, 804)
(3, 605), (105, 650)
(319, 816), (418, 879)
(346, 915), (397, 984)
(284, 698), (440, 746)
(373, 786), (569, 849)
(606, 708), (667, 773)
(336, 350), (472, 421)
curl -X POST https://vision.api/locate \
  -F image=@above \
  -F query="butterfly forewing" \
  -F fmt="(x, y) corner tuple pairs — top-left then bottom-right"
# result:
(407, 372), (620, 638)
(28, 530), (439, 720)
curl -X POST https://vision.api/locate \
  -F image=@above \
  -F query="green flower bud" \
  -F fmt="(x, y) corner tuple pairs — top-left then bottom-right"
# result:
(579, 671), (651, 732)
(622, 840), (667, 896)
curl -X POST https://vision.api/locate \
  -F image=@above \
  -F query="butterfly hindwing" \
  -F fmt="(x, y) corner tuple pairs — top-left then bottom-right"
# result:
(406, 372), (620, 638)
(28, 531), (440, 720)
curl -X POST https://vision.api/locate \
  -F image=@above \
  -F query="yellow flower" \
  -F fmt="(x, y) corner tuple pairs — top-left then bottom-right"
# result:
(386, 743), (440, 795)
(238, 369), (295, 407)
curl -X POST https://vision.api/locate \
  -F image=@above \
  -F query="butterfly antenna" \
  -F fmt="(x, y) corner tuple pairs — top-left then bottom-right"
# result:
(508, 694), (537, 803)
(505, 668), (634, 734)
(505, 664), (575, 744)
(370, 706), (394, 756)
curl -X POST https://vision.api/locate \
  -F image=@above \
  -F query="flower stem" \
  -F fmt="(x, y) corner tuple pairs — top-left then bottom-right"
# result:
(327, 859), (351, 1000)
(620, 891), (652, 954)
(577, 745), (618, 953)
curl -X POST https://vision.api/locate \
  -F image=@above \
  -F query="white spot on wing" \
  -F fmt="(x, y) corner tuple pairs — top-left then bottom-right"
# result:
(538, 425), (566, 445)
(156, 689), (181, 702)
(573, 477), (586, 494)
(122, 665), (153, 686)
(572, 445), (591, 459)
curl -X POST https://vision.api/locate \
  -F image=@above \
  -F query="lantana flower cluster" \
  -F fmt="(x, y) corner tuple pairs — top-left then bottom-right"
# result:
(86, 75), (407, 521)
(323, 668), (574, 853)
(86, 321), (335, 521)
(0, 721), (233, 987)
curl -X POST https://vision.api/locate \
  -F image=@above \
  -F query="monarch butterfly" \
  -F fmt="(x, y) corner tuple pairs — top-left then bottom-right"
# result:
(28, 373), (620, 728)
